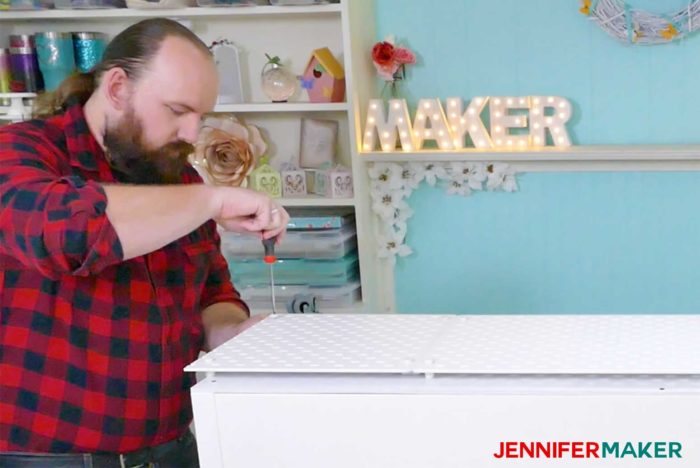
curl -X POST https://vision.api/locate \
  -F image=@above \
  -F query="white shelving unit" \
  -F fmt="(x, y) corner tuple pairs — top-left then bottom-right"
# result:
(0, 0), (382, 314)
(213, 102), (349, 113)
(0, 4), (341, 19)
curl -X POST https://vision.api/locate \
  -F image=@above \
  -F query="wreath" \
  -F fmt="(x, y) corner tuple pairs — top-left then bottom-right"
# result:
(580, 0), (700, 44)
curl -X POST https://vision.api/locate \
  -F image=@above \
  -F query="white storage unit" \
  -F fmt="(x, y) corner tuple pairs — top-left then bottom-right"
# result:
(186, 314), (700, 467)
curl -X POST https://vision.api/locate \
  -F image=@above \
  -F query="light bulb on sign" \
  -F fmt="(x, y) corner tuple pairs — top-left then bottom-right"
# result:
(446, 96), (492, 149)
(412, 98), (454, 150)
(490, 95), (529, 148)
(362, 98), (416, 152)
(528, 95), (572, 148)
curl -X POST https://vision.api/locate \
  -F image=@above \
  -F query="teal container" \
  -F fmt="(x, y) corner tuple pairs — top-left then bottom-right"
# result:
(72, 32), (106, 73)
(34, 32), (76, 91)
(229, 252), (359, 287)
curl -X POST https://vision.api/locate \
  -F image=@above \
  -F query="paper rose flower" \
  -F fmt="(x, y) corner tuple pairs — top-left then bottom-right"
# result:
(190, 116), (267, 187)
(371, 36), (417, 83)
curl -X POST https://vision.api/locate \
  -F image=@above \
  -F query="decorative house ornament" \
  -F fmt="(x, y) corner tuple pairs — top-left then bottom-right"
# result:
(363, 96), (573, 152)
(580, 0), (700, 45)
(326, 165), (354, 199)
(313, 165), (353, 199)
(312, 164), (330, 196)
(249, 157), (282, 198)
(301, 47), (345, 103)
(368, 161), (518, 264)
(280, 163), (307, 197)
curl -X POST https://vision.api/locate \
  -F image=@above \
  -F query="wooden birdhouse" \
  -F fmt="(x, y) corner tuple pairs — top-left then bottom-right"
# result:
(301, 47), (345, 103)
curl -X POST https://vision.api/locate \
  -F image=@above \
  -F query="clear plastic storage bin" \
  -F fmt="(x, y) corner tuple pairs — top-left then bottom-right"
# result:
(239, 281), (361, 311)
(126, 0), (193, 8)
(54, 0), (125, 8)
(228, 252), (358, 287)
(0, 0), (50, 10)
(196, 0), (254, 7)
(268, 0), (330, 5)
(287, 207), (355, 230)
(220, 225), (356, 260)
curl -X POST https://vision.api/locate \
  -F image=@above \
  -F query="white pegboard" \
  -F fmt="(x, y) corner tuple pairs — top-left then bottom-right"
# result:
(187, 314), (451, 373)
(185, 314), (700, 375)
(420, 315), (700, 374)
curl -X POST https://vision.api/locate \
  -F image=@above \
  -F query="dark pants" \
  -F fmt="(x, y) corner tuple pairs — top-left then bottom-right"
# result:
(0, 430), (200, 468)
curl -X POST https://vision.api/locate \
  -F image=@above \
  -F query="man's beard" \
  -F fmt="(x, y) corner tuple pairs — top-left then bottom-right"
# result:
(103, 108), (194, 185)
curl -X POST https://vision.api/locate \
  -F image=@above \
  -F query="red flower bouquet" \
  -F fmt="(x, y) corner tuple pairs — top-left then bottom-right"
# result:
(371, 37), (416, 97)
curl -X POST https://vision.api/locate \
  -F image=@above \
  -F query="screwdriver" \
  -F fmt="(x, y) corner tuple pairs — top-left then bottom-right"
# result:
(262, 237), (277, 314)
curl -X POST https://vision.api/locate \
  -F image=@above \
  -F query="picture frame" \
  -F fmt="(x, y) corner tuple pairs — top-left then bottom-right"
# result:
(299, 118), (338, 169)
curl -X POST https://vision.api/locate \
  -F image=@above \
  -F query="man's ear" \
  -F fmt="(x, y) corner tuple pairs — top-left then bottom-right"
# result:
(100, 67), (132, 112)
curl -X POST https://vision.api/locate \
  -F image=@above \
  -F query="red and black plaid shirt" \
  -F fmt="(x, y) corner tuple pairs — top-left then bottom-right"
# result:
(0, 102), (248, 453)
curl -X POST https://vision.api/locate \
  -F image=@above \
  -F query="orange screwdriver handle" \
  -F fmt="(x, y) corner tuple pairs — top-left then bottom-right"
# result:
(262, 237), (277, 264)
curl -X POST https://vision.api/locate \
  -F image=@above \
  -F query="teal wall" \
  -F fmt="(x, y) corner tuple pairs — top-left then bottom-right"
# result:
(375, 0), (700, 314)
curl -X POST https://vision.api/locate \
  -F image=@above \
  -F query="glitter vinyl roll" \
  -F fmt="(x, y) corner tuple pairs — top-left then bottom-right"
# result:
(72, 32), (107, 73)
(34, 32), (75, 91)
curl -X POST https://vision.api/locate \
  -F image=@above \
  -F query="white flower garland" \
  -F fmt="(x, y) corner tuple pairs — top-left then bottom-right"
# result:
(581, 0), (700, 44)
(368, 162), (518, 264)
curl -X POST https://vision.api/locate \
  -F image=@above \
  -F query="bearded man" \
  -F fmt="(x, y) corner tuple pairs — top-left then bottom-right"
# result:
(0, 18), (288, 467)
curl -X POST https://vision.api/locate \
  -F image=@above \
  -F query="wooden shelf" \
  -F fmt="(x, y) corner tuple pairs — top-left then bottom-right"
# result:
(212, 102), (349, 113)
(362, 145), (700, 162)
(0, 3), (341, 20)
(361, 145), (700, 172)
(0, 95), (347, 114)
(278, 195), (355, 207)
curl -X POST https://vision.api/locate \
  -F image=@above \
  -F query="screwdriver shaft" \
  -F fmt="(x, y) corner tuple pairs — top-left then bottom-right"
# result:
(269, 263), (276, 314)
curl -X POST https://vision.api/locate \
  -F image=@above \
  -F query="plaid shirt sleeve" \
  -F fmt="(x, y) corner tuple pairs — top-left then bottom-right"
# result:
(201, 223), (250, 317)
(180, 167), (249, 317)
(0, 123), (123, 280)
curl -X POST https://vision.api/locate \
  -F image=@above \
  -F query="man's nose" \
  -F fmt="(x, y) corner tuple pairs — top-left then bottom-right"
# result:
(178, 115), (201, 144)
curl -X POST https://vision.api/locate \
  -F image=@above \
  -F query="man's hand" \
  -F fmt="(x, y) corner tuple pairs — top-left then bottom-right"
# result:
(104, 184), (288, 261)
(205, 314), (267, 350)
(212, 186), (289, 241)
(202, 301), (268, 351)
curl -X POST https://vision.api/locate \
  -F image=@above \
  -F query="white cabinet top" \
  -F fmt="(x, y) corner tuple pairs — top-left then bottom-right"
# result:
(186, 314), (700, 375)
